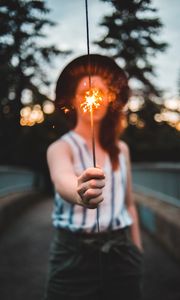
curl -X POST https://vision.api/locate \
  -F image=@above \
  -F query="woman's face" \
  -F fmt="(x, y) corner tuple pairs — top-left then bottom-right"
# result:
(74, 76), (110, 123)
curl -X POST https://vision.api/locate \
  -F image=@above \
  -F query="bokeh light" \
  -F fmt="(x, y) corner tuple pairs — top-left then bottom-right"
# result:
(128, 95), (144, 112)
(20, 104), (45, 126)
(164, 96), (180, 111)
(43, 100), (55, 114)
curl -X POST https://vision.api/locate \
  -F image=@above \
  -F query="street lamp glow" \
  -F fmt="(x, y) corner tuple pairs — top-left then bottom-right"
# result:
(161, 111), (179, 123)
(20, 106), (31, 118)
(164, 97), (180, 111)
(154, 114), (162, 123)
(43, 100), (55, 114)
(129, 113), (138, 124)
(128, 96), (144, 112)
(20, 104), (45, 126)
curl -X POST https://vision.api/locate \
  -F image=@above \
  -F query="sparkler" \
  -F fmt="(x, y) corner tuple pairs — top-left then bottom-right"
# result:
(84, 0), (104, 168)
(83, 0), (103, 290)
(84, 0), (103, 245)
(81, 88), (103, 113)
(81, 88), (103, 167)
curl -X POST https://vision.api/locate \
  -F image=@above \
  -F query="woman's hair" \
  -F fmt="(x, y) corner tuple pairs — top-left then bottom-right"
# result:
(55, 54), (129, 170)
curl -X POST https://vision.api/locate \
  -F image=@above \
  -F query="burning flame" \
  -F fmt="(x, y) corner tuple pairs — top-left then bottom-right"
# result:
(81, 88), (103, 112)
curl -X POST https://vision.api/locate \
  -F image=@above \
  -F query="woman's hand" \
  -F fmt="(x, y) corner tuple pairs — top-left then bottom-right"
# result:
(77, 167), (105, 209)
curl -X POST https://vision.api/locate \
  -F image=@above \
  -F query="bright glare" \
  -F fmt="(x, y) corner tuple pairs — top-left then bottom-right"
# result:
(81, 88), (103, 112)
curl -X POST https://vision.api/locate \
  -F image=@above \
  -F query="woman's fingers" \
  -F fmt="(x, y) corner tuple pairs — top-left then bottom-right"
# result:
(84, 188), (102, 200)
(77, 167), (105, 208)
(77, 178), (105, 195)
(79, 167), (105, 183)
(89, 178), (105, 189)
(77, 186), (104, 204)
(83, 194), (104, 209)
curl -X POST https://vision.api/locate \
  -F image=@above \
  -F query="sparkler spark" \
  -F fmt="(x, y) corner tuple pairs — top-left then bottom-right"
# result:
(61, 106), (70, 114)
(81, 88), (103, 113)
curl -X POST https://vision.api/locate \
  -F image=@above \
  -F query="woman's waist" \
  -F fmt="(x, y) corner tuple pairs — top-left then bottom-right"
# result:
(54, 225), (131, 242)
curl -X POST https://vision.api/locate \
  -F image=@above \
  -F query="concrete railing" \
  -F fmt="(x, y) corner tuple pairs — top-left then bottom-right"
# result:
(132, 162), (180, 207)
(134, 190), (180, 261)
(132, 163), (180, 261)
(0, 166), (44, 233)
(0, 166), (43, 197)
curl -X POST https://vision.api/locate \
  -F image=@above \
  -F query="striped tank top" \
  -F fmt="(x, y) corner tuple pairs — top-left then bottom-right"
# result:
(52, 130), (133, 233)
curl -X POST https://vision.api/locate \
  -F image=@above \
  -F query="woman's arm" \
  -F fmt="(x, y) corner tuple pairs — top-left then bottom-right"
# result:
(47, 139), (105, 209)
(120, 141), (143, 252)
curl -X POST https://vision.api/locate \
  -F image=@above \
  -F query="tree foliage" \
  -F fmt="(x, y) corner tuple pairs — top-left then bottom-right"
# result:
(95, 0), (168, 94)
(0, 0), (70, 173)
(0, 0), (70, 120)
(123, 97), (180, 161)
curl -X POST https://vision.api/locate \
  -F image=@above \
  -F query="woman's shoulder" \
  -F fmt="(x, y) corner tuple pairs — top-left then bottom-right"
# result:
(47, 133), (72, 159)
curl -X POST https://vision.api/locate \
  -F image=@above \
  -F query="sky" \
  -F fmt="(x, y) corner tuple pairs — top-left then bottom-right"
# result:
(43, 0), (180, 100)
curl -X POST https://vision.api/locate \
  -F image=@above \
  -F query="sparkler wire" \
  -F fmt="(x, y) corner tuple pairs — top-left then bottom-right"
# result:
(85, 0), (91, 89)
(84, 0), (103, 292)
(85, 0), (97, 169)
(85, 0), (96, 169)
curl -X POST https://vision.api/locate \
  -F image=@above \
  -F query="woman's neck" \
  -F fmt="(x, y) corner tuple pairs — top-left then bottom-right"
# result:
(73, 120), (101, 146)
(73, 119), (109, 168)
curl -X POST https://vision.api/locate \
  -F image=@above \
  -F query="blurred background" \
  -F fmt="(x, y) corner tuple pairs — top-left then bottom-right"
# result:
(0, 1), (180, 300)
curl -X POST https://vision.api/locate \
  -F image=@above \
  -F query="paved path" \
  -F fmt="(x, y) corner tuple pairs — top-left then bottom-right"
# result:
(0, 197), (180, 300)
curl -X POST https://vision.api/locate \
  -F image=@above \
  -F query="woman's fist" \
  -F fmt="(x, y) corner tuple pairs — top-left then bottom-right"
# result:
(77, 167), (105, 209)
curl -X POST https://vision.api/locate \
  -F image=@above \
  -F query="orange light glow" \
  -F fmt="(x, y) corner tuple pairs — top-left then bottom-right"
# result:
(176, 122), (180, 131)
(20, 104), (44, 126)
(80, 88), (103, 113)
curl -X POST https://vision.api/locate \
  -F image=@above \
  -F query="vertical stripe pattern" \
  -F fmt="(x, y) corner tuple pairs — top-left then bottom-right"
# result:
(108, 167), (115, 230)
(52, 131), (133, 232)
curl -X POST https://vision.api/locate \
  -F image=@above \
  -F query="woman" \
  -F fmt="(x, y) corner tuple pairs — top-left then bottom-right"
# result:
(44, 54), (144, 300)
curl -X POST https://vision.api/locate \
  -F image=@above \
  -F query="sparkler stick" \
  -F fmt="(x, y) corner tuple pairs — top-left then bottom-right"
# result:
(84, 0), (104, 169)
(84, 0), (101, 236)
(81, 89), (103, 167)
(84, 0), (103, 291)
(84, 0), (97, 167)
(90, 107), (96, 167)
(85, 0), (91, 90)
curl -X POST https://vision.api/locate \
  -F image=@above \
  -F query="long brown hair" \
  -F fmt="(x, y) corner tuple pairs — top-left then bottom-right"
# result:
(55, 54), (129, 170)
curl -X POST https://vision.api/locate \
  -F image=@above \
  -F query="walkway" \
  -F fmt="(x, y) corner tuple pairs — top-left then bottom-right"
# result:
(0, 197), (180, 300)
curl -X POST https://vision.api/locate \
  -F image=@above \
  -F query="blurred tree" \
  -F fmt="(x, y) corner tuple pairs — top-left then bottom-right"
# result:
(123, 95), (180, 161)
(96, 0), (168, 94)
(122, 97), (180, 161)
(95, 0), (180, 162)
(0, 0), (70, 173)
